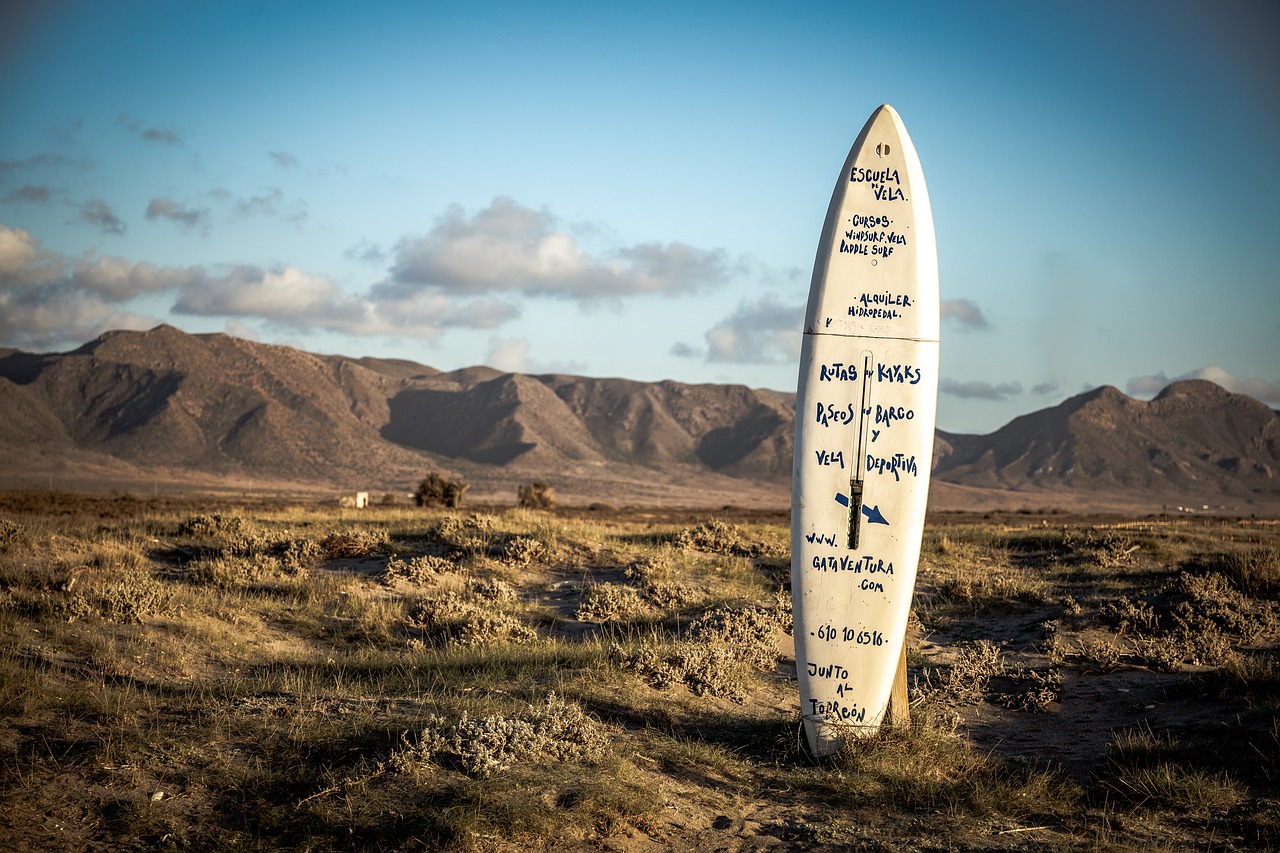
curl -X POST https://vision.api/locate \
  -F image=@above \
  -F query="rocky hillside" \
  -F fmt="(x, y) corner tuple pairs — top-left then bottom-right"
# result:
(933, 382), (1280, 508)
(0, 326), (795, 500)
(1, 326), (1276, 512)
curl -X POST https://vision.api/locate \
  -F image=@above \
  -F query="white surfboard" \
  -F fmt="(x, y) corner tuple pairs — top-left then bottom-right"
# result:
(791, 104), (939, 756)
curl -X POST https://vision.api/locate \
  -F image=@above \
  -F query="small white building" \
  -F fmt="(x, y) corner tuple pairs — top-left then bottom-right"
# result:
(339, 491), (370, 509)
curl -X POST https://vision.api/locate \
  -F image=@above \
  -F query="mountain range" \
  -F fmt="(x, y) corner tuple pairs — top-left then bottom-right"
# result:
(1, 326), (1276, 513)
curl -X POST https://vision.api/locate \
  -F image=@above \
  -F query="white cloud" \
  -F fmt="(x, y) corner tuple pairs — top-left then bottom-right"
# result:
(1126, 372), (1170, 397)
(4, 184), (55, 204)
(0, 225), (60, 284)
(145, 197), (209, 231)
(486, 337), (530, 373)
(224, 319), (261, 341)
(704, 294), (804, 364)
(229, 187), (307, 224)
(0, 152), (93, 175)
(940, 378), (1024, 401)
(670, 341), (702, 358)
(941, 298), (989, 330)
(345, 239), (386, 265)
(386, 196), (730, 302)
(78, 199), (127, 235)
(72, 254), (199, 301)
(1127, 366), (1280, 404)
(0, 225), (184, 348)
(172, 264), (521, 339)
(391, 294), (520, 331)
(118, 114), (182, 145)
(1, 224), (525, 351)
(0, 288), (158, 351)
(176, 266), (346, 318)
(236, 187), (283, 217)
(483, 335), (587, 375)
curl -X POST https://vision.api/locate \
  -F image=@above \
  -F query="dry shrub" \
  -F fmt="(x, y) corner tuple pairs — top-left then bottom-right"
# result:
(175, 513), (246, 538)
(609, 644), (679, 690)
(502, 535), (550, 568)
(1101, 596), (1159, 635)
(676, 520), (783, 557)
(394, 694), (608, 778)
(677, 519), (746, 554)
(1036, 620), (1068, 663)
(278, 538), (322, 575)
(936, 570), (1048, 608)
(642, 581), (708, 611)
(625, 548), (680, 585)
(997, 667), (1061, 712)
(624, 549), (709, 611)
(688, 601), (790, 670)
(471, 577), (518, 603)
(0, 517), (27, 550)
(415, 472), (469, 508)
(611, 596), (790, 701)
(1078, 637), (1124, 673)
(408, 591), (537, 647)
(1169, 605), (1237, 666)
(437, 513), (496, 537)
(1180, 570), (1245, 609)
(320, 528), (389, 559)
(517, 481), (557, 510)
(67, 553), (168, 624)
(382, 554), (456, 585)
(1165, 571), (1275, 663)
(926, 639), (1005, 701)
(435, 513), (497, 555)
(185, 553), (281, 588)
(667, 643), (750, 699)
(173, 514), (312, 567)
(178, 518), (321, 572)
(221, 530), (280, 558)
(611, 641), (752, 700)
(1094, 570), (1274, 672)
(1095, 533), (1140, 568)
(1178, 571), (1274, 641)
(576, 583), (650, 623)
(455, 610), (537, 647)
(1131, 635), (1185, 672)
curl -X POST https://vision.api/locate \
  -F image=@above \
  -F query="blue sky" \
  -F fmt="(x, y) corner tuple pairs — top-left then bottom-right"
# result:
(2, 0), (1277, 434)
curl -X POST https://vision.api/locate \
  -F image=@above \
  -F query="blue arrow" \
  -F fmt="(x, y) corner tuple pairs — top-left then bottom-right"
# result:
(862, 504), (889, 526)
(834, 493), (849, 507)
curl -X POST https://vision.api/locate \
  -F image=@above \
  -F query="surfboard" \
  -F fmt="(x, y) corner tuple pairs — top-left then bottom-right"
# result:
(791, 104), (939, 756)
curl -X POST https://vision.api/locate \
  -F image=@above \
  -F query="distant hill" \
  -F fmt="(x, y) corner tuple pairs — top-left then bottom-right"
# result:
(0, 326), (794, 505)
(932, 382), (1280, 510)
(0, 326), (1277, 512)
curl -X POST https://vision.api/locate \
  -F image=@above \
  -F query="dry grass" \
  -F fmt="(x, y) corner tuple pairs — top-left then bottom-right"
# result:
(0, 494), (1278, 850)
(1097, 725), (1248, 815)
